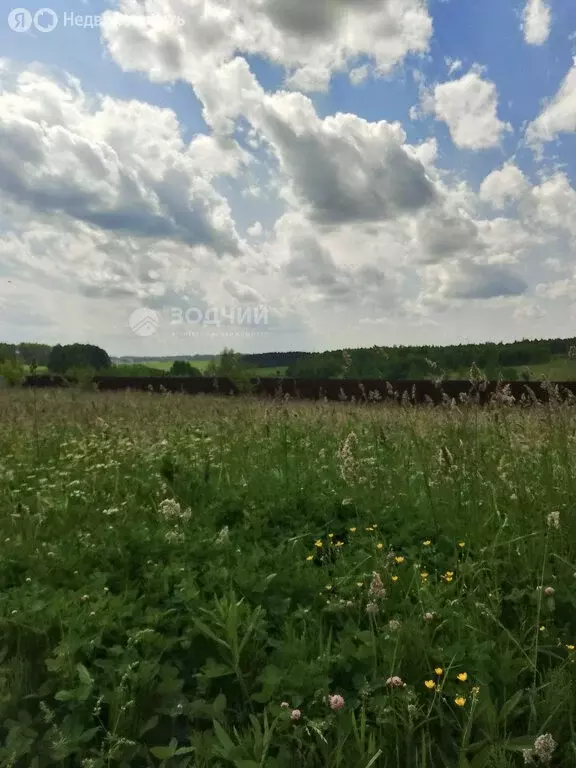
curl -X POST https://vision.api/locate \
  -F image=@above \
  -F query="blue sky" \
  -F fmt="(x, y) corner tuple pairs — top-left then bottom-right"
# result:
(1, 0), (576, 355)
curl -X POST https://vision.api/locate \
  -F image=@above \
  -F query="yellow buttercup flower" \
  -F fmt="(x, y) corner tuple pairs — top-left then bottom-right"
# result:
(391, 575), (399, 582)
(458, 542), (465, 548)
(306, 555), (314, 561)
(336, 541), (344, 547)
(420, 572), (429, 580)
(457, 672), (468, 682)
(315, 540), (323, 548)
(328, 533), (334, 539)
(395, 556), (405, 564)
(454, 696), (466, 707)
(434, 667), (443, 676)
(567, 644), (575, 651)
(357, 582), (363, 587)
(424, 680), (436, 689)
(377, 543), (384, 550)
(349, 527), (357, 533)
(423, 540), (432, 546)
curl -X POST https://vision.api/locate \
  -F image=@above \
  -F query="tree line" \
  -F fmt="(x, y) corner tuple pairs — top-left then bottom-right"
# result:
(1, 337), (575, 382)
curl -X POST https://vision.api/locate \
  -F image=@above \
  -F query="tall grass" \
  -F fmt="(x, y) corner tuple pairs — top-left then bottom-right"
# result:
(0, 390), (574, 767)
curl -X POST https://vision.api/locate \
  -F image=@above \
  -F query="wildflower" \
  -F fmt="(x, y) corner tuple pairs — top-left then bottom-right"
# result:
(458, 542), (465, 548)
(539, 625), (546, 632)
(349, 527), (357, 533)
(369, 571), (386, 599)
(338, 431), (360, 485)
(420, 572), (429, 581)
(442, 570), (454, 583)
(423, 540), (432, 546)
(523, 748), (535, 765)
(366, 601), (379, 615)
(81, 594), (89, 602)
(357, 582), (363, 587)
(434, 667), (443, 676)
(567, 644), (575, 651)
(546, 511), (560, 530)
(471, 686), (480, 697)
(290, 709), (301, 721)
(306, 555), (314, 562)
(159, 498), (181, 519)
(386, 676), (406, 688)
(424, 680), (436, 690)
(544, 586), (555, 596)
(533, 733), (557, 764)
(328, 694), (345, 711)
(454, 696), (466, 707)
(424, 612), (434, 622)
(457, 672), (468, 682)
(395, 556), (405, 564)
(216, 526), (230, 544)
(336, 541), (344, 547)
(377, 543), (384, 550)
(280, 702), (289, 708)
(328, 533), (334, 539)
(315, 540), (323, 548)
(392, 575), (399, 582)
(388, 619), (401, 631)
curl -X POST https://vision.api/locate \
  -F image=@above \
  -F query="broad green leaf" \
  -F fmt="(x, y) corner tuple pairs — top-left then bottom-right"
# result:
(150, 745), (176, 759)
(213, 719), (236, 756)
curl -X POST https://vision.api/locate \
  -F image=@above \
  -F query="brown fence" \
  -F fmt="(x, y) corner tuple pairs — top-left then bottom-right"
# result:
(21, 375), (576, 404)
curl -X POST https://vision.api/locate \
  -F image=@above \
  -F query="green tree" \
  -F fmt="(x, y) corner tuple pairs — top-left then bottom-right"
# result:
(207, 348), (254, 392)
(48, 344), (111, 374)
(170, 360), (202, 376)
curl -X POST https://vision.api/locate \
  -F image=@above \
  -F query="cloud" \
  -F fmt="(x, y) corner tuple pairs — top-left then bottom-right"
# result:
(101, 0), (433, 93)
(513, 302), (546, 321)
(428, 69), (512, 150)
(416, 208), (480, 261)
(522, 0), (551, 46)
(247, 221), (263, 238)
(526, 58), (576, 145)
(480, 163), (530, 208)
(256, 91), (437, 224)
(282, 230), (401, 310)
(222, 278), (266, 303)
(0, 63), (243, 254)
(424, 260), (528, 303)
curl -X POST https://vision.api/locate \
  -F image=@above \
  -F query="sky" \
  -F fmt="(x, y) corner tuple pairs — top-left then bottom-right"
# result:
(1, 0), (576, 356)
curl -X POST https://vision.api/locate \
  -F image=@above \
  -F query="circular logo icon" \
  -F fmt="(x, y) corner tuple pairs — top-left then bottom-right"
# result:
(129, 308), (160, 337)
(8, 8), (33, 32)
(34, 7), (58, 32)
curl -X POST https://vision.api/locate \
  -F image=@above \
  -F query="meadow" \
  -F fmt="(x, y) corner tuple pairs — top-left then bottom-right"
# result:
(0, 390), (575, 767)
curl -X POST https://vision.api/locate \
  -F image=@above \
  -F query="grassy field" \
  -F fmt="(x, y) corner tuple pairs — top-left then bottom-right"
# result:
(1, 391), (575, 767)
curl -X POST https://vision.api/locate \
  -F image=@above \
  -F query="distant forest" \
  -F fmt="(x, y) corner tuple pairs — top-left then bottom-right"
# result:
(1, 337), (576, 381)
